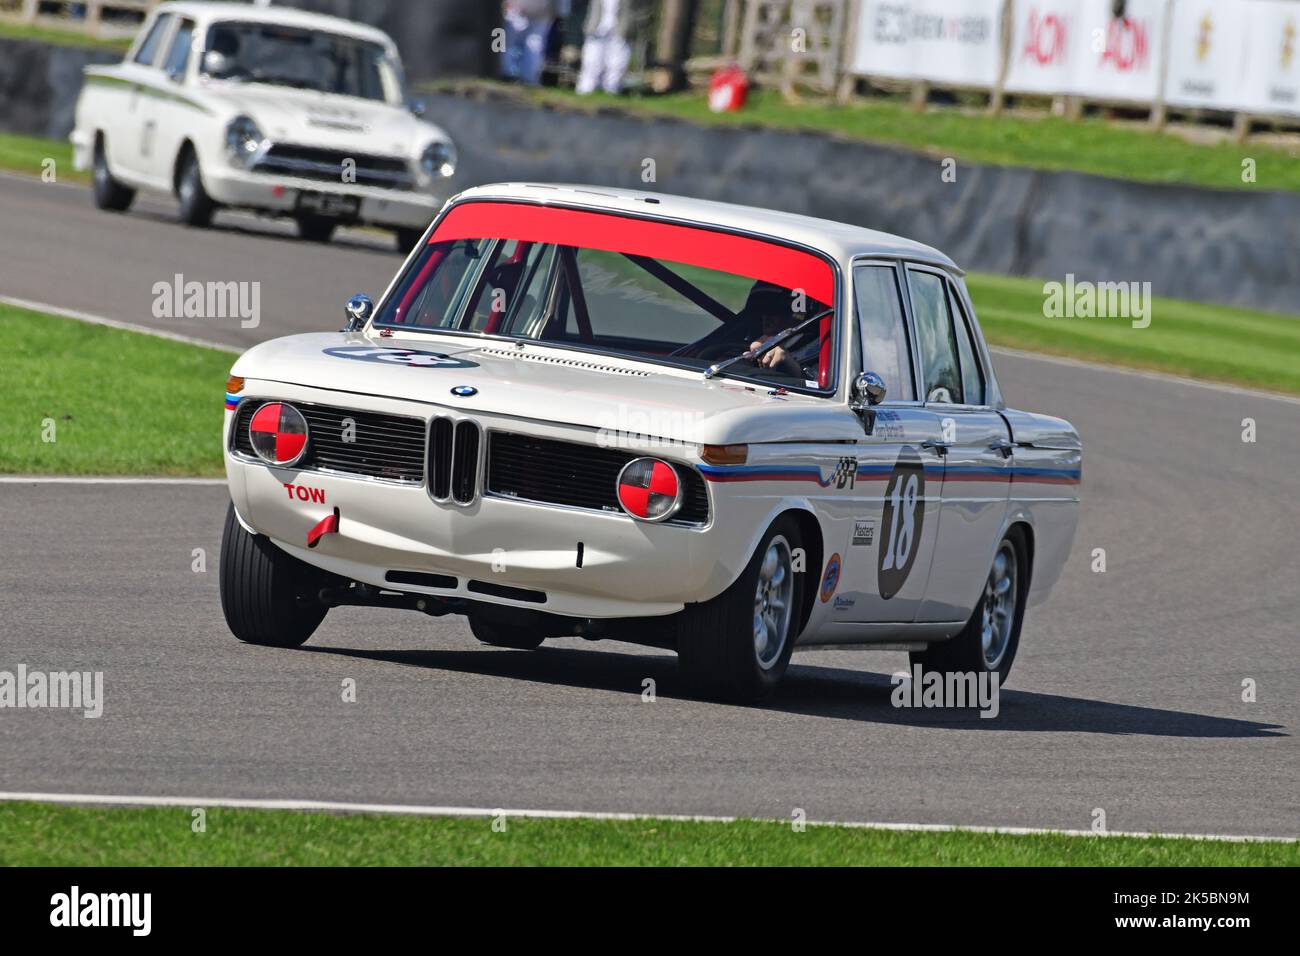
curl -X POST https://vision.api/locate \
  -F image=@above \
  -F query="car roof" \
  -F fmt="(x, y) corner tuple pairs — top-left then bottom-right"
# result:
(451, 182), (961, 274)
(154, 1), (394, 49)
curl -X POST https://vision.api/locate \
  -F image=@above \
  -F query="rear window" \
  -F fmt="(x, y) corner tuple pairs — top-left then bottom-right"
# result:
(374, 201), (840, 392)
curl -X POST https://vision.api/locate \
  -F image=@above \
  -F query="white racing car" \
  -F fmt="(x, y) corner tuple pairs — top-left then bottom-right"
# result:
(71, 1), (456, 249)
(220, 183), (1081, 701)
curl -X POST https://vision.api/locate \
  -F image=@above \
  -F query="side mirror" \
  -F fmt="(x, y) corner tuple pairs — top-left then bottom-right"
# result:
(344, 294), (373, 332)
(202, 50), (228, 77)
(853, 371), (887, 408)
(407, 97), (427, 117)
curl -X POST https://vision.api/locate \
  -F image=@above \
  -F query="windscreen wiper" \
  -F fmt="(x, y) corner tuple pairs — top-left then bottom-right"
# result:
(703, 307), (833, 380)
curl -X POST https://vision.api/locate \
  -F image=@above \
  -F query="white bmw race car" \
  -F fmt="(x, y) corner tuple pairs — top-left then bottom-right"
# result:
(220, 183), (1081, 701)
(71, 1), (456, 249)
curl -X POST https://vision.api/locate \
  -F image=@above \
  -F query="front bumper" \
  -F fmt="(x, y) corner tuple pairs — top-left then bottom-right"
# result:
(203, 166), (439, 229)
(224, 384), (751, 620)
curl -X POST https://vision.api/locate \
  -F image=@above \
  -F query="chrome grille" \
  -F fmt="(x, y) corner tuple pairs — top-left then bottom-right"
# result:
(251, 144), (414, 191)
(231, 400), (425, 483)
(428, 417), (480, 504)
(486, 433), (709, 526)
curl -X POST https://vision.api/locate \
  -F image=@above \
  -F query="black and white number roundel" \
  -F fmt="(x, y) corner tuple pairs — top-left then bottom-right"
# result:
(878, 446), (926, 600)
(616, 458), (681, 522)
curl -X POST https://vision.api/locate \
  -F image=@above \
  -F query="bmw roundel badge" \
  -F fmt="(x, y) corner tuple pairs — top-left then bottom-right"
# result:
(450, 385), (478, 397)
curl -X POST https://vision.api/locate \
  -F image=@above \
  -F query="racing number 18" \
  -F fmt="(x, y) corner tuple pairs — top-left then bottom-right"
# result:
(881, 472), (919, 571)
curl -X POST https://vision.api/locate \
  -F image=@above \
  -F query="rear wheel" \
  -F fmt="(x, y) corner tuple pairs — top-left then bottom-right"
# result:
(176, 148), (215, 228)
(92, 137), (134, 212)
(395, 227), (424, 253)
(911, 526), (1028, 683)
(219, 503), (329, 648)
(677, 516), (803, 702)
(296, 215), (338, 243)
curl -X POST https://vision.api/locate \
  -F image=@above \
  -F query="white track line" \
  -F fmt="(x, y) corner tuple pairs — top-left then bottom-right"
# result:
(0, 295), (239, 353)
(0, 791), (1292, 843)
(0, 477), (225, 485)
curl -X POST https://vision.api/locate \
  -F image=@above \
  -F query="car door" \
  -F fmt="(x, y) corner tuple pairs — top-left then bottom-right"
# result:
(835, 261), (946, 625)
(110, 12), (175, 182)
(905, 267), (1013, 623)
(143, 16), (199, 183)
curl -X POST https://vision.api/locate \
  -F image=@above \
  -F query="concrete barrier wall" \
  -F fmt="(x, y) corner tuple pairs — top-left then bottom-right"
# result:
(0, 38), (120, 140)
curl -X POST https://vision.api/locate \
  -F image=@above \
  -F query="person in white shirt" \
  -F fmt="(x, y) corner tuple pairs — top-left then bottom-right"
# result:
(576, 0), (648, 95)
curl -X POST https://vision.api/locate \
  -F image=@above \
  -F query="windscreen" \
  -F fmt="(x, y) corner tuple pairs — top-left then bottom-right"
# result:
(203, 22), (393, 102)
(373, 202), (839, 391)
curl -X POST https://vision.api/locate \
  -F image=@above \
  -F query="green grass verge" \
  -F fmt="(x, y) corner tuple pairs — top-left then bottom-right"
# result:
(967, 274), (1300, 395)
(0, 17), (132, 51)
(1, 802), (1294, 866)
(0, 303), (231, 476)
(0, 130), (82, 183)
(447, 82), (1300, 195)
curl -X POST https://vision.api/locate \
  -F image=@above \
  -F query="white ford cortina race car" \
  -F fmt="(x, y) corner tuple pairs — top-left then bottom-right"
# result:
(71, 1), (456, 249)
(219, 183), (1081, 701)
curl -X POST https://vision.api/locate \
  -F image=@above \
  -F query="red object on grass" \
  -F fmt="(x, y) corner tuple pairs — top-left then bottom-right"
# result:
(708, 65), (749, 113)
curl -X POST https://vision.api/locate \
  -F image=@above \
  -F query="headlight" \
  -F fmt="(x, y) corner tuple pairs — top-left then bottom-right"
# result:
(248, 402), (309, 467)
(616, 458), (682, 522)
(225, 115), (265, 167)
(419, 140), (456, 182)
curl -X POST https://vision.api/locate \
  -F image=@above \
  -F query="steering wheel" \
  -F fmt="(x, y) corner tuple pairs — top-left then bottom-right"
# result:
(686, 342), (749, 361)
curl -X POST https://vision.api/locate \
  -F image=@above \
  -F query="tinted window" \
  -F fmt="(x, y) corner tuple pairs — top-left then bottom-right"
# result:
(949, 283), (985, 406)
(133, 14), (172, 66)
(908, 270), (962, 404)
(163, 20), (195, 77)
(854, 264), (914, 402)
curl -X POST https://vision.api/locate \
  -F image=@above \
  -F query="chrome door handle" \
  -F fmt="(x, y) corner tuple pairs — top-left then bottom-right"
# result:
(921, 440), (950, 456)
(989, 439), (1014, 458)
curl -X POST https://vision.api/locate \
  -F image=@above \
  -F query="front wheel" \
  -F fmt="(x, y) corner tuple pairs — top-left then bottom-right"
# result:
(911, 526), (1028, 683)
(92, 139), (134, 212)
(219, 503), (329, 647)
(176, 149), (215, 227)
(677, 516), (804, 702)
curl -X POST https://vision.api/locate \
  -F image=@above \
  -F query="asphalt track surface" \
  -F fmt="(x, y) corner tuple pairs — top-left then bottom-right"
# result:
(1, 173), (1297, 837)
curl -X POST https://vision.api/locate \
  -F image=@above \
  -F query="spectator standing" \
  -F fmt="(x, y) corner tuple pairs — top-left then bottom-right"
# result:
(575, 0), (648, 95)
(502, 0), (556, 86)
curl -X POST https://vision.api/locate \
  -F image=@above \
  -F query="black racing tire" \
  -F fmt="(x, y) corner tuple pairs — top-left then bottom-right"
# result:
(395, 227), (425, 253)
(468, 614), (545, 650)
(296, 215), (338, 243)
(219, 503), (329, 648)
(92, 137), (134, 212)
(176, 148), (215, 228)
(910, 525), (1029, 683)
(677, 515), (804, 703)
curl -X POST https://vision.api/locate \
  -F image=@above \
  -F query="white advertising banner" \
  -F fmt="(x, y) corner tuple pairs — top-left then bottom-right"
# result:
(850, 0), (1005, 87)
(1163, 0), (1250, 110)
(1238, 0), (1300, 116)
(1005, 0), (1169, 102)
(1004, 0), (1085, 95)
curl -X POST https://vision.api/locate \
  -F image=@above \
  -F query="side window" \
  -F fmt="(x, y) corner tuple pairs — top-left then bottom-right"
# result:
(133, 14), (173, 67)
(948, 283), (985, 406)
(163, 20), (196, 78)
(853, 264), (914, 402)
(907, 270), (962, 405)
